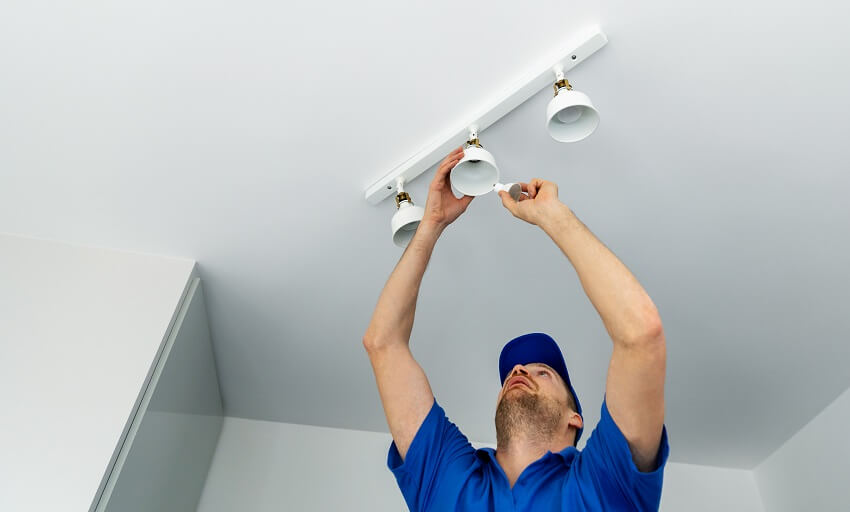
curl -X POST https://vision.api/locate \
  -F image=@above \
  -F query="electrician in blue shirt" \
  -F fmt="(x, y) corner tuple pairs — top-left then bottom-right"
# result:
(363, 147), (670, 511)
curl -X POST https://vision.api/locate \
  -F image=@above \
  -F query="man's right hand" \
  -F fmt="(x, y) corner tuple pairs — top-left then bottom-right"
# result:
(422, 147), (475, 230)
(497, 178), (566, 227)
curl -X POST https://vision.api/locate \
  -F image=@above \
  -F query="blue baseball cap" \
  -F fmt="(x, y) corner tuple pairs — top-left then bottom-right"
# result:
(499, 332), (584, 445)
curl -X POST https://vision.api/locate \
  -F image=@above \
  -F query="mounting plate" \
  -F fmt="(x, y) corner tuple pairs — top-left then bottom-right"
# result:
(364, 25), (608, 205)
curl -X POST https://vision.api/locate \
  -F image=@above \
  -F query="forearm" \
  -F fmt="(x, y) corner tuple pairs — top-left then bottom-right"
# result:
(363, 221), (445, 349)
(540, 204), (662, 346)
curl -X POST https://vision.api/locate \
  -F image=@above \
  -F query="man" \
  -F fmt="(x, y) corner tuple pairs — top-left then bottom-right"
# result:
(362, 147), (670, 511)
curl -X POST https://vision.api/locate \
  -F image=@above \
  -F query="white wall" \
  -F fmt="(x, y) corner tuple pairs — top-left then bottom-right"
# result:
(196, 417), (407, 511)
(0, 234), (195, 511)
(755, 385), (850, 512)
(197, 416), (764, 512)
(659, 462), (763, 512)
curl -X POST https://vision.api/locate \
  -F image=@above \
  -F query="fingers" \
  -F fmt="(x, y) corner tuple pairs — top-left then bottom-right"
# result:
(519, 182), (536, 198)
(438, 151), (463, 173)
(499, 190), (516, 213)
(518, 178), (548, 198)
(434, 146), (464, 182)
(498, 191), (517, 214)
(441, 146), (463, 165)
(529, 178), (547, 198)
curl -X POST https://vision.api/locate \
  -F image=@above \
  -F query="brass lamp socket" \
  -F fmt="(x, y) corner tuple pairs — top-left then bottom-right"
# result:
(395, 191), (412, 208)
(553, 78), (573, 95)
(465, 138), (482, 148)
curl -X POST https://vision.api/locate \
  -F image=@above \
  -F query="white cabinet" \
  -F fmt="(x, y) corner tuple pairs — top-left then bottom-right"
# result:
(94, 277), (223, 511)
(0, 235), (210, 512)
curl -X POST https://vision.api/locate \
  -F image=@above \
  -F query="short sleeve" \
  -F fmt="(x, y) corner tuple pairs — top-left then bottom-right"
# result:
(387, 398), (476, 512)
(576, 395), (670, 511)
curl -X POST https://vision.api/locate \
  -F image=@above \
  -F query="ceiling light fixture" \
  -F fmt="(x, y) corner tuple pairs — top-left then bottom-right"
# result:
(546, 64), (599, 142)
(390, 177), (425, 248)
(364, 26), (607, 206)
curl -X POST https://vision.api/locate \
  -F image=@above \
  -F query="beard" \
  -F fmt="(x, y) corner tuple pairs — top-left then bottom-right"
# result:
(495, 388), (565, 447)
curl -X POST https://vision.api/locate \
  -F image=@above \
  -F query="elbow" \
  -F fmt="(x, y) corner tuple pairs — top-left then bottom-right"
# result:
(362, 335), (389, 353)
(363, 334), (405, 354)
(624, 316), (665, 347)
(644, 316), (665, 343)
(362, 325), (380, 351)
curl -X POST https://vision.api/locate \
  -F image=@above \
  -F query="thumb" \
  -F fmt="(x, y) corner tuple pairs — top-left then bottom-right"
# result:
(498, 191), (517, 215)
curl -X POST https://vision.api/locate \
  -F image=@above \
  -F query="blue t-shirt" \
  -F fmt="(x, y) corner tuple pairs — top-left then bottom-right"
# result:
(387, 395), (670, 511)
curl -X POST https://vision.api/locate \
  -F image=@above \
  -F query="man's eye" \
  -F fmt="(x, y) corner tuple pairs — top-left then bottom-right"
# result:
(538, 370), (549, 377)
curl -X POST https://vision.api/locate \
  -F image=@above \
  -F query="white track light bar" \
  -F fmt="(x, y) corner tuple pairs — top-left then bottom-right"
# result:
(364, 25), (608, 205)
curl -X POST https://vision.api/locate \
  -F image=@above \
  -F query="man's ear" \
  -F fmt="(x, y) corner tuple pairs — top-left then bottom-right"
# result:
(568, 411), (583, 431)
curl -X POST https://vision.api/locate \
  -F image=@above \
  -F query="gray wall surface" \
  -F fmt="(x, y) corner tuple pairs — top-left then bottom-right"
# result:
(755, 385), (850, 512)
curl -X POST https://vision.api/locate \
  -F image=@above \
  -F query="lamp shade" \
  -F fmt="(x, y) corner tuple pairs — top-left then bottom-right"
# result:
(391, 201), (425, 248)
(546, 89), (599, 142)
(450, 145), (500, 197)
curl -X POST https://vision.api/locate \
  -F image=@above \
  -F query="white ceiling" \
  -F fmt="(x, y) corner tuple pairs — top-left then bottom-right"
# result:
(2, 0), (849, 470)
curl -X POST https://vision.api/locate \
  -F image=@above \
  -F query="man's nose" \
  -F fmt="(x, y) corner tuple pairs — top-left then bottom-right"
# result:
(510, 365), (530, 377)
(503, 365), (530, 388)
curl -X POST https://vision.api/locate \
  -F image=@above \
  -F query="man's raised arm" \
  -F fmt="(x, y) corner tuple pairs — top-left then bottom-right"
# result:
(363, 147), (474, 460)
(498, 179), (665, 472)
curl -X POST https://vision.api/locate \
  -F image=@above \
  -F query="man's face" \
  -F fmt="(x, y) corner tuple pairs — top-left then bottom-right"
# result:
(497, 362), (569, 407)
(494, 362), (572, 445)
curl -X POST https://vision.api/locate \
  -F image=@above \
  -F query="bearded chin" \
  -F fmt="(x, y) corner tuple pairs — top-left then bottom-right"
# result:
(495, 391), (564, 447)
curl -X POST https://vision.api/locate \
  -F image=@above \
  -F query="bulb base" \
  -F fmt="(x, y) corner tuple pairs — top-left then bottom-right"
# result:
(395, 192), (412, 208)
(553, 78), (573, 95)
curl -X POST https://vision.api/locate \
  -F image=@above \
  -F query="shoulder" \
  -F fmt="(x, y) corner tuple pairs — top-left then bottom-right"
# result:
(572, 398), (670, 509)
(387, 399), (478, 474)
(386, 399), (481, 512)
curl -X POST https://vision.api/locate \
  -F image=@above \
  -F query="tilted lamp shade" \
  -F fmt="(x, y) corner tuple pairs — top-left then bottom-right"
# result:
(450, 146), (500, 197)
(391, 201), (425, 248)
(546, 89), (599, 142)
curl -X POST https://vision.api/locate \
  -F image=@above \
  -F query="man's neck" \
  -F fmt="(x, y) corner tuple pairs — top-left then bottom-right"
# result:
(494, 433), (574, 489)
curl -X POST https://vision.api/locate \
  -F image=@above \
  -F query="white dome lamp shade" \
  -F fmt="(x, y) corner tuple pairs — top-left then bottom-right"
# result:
(546, 65), (599, 143)
(450, 125), (522, 200)
(391, 177), (425, 248)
